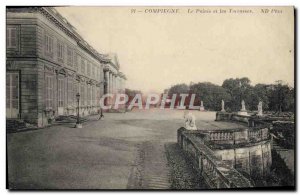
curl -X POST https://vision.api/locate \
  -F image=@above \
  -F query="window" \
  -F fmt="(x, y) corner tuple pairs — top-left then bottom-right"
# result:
(45, 75), (54, 109)
(91, 65), (95, 79)
(81, 58), (85, 74)
(67, 46), (73, 67)
(57, 42), (64, 61)
(73, 82), (79, 106)
(6, 26), (18, 49)
(67, 79), (74, 106)
(74, 54), (78, 71)
(58, 78), (64, 107)
(45, 34), (54, 54)
(6, 72), (19, 118)
(87, 85), (91, 105)
(92, 85), (95, 106)
(65, 79), (68, 105)
(100, 67), (103, 81)
(87, 62), (91, 77)
(80, 83), (85, 106)
(84, 83), (87, 106)
(97, 67), (100, 81)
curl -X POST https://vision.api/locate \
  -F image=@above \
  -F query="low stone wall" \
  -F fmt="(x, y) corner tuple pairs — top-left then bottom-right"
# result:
(215, 112), (274, 128)
(215, 112), (232, 121)
(231, 114), (251, 124)
(177, 128), (253, 189)
(216, 112), (251, 124)
(194, 126), (270, 148)
(248, 118), (270, 127)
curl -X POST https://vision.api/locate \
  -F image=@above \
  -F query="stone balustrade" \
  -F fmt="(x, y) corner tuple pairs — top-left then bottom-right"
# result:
(178, 128), (253, 189)
(196, 126), (270, 147)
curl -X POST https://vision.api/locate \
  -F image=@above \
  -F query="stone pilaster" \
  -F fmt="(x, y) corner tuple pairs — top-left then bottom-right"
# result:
(109, 72), (113, 94)
(114, 74), (117, 94)
(105, 71), (109, 94)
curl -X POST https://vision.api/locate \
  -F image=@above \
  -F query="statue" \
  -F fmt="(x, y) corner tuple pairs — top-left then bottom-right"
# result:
(237, 100), (249, 116)
(199, 101), (205, 111)
(241, 100), (246, 111)
(257, 101), (263, 116)
(221, 100), (225, 112)
(184, 111), (197, 130)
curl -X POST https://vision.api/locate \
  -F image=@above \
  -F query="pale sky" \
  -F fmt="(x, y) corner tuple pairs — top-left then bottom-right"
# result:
(56, 6), (294, 93)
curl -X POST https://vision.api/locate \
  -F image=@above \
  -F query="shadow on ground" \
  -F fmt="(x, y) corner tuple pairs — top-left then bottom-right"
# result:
(165, 143), (208, 189)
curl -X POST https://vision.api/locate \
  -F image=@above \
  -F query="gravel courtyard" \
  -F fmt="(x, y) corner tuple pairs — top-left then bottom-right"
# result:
(7, 109), (245, 189)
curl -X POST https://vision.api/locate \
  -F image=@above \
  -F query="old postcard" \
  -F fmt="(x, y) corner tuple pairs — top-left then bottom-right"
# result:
(6, 6), (295, 190)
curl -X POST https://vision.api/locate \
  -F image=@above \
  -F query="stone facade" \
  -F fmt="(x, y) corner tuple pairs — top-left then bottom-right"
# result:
(103, 55), (127, 111)
(6, 7), (126, 127)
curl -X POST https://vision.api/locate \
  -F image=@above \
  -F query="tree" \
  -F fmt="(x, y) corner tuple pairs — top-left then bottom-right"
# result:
(248, 84), (269, 111)
(190, 82), (231, 111)
(268, 81), (294, 112)
(222, 77), (252, 111)
(165, 78), (294, 113)
(167, 83), (190, 96)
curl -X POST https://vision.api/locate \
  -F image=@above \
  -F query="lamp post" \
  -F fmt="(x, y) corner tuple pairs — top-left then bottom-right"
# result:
(75, 93), (82, 128)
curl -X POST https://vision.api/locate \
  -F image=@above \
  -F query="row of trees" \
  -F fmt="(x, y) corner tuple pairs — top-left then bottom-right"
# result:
(166, 78), (294, 112)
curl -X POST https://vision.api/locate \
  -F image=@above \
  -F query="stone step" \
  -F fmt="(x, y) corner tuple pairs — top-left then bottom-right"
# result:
(6, 120), (27, 131)
(140, 142), (171, 189)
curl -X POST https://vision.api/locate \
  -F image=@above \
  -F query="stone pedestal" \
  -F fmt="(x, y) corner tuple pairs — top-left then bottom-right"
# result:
(238, 100), (249, 116)
(237, 110), (249, 116)
(199, 101), (205, 111)
(257, 111), (263, 116)
(257, 101), (263, 116)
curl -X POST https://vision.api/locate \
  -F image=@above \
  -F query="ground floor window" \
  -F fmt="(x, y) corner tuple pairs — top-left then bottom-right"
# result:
(73, 81), (79, 106)
(67, 79), (74, 106)
(91, 85), (95, 106)
(45, 74), (54, 109)
(87, 85), (91, 106)
(58, 77), (64, 107)
(6, 72), (19, 118)
(84, 83), (87, 106)
(80, 83), (85, 106)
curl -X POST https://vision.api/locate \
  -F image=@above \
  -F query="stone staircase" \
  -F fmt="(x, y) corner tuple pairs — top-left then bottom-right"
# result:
(127, 141), (171, 189)
(54, 115), (89, 124)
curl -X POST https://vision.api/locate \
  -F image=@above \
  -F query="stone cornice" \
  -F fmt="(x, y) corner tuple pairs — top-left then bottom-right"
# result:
(7, 7), (127, 81)
(38, 7), (82, 42)
(30, 7), (112, 65)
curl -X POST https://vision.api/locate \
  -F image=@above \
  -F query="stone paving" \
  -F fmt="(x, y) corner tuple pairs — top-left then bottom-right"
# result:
(7, 108), (247, 189)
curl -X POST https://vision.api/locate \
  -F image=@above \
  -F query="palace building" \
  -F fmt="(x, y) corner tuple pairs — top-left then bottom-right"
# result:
(6, 7), (126, 127)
